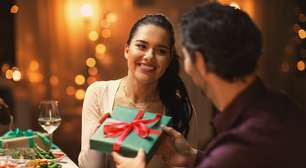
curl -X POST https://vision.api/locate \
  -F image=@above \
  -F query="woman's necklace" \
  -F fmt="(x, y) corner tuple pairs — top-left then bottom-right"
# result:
(123, 84), (153, 110)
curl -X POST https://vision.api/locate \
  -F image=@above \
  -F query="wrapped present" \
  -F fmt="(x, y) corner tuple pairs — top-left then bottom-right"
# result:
(90, 106), (172, 161)
(0, 128), (52, 150)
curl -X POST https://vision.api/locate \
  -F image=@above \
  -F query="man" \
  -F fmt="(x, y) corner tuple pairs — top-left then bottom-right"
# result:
(112, 2), (306, 168)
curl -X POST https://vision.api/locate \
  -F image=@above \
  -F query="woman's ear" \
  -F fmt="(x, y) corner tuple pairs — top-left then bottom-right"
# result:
(124, 44), (129, 59)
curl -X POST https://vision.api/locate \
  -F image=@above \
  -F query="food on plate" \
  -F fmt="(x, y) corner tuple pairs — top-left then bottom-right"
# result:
(0, 145), (55, 160)
(25, 159), (60, 168)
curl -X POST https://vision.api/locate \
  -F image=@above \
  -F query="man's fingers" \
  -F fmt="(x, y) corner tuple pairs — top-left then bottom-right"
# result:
(112, 152), (124, 164)
(161, 125), (182, 139)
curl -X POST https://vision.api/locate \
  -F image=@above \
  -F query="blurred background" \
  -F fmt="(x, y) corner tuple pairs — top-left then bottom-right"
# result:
(1, 0), (306, 164)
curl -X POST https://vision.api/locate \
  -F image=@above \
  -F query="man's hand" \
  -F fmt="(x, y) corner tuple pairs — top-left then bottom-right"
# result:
(112, 148), (146, 168)
(160, 125), (198, 167)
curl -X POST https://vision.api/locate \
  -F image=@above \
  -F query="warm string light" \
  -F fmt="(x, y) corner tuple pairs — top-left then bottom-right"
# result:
(298, 29), (306, 39)
(66, 5), (117, 100)
(283, 9), (306, 75)
(2, 65), (22, 82)
(89, 31), (99, 41)
(75, 74), (86, 85)
(75, 89), (86, 100)
(12, 70), (22, 81)
(66, 86), (76, 96)
(10, 5), (19, 14)
(80, 4), (93, 17)
(96, 43), (107, 54)
(27, 60), (43, 83)
(297, 60), (306, 71)
(86, 57), (96, 67)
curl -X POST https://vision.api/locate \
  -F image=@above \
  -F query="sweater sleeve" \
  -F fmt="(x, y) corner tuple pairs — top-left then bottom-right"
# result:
(78, 82), (112, 168)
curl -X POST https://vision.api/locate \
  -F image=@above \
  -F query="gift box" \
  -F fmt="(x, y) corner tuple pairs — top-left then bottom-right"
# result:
(90, 106), (172, 161)
(0, 128), (51, 150)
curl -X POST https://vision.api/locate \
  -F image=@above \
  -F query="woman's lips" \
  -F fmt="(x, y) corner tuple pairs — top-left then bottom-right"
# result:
(137, 63), (156, 72)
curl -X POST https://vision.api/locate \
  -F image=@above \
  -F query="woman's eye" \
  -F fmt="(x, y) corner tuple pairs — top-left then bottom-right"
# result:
(157, 49), (168, 55)
(136, 44), (146, 50)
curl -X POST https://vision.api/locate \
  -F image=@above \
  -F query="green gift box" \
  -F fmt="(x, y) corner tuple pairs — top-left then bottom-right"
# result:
(0, 128), (52, 150)
(90, 106), (172, 161)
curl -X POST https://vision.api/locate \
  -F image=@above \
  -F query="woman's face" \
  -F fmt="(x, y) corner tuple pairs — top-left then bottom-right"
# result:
(125, 24), (172, 84)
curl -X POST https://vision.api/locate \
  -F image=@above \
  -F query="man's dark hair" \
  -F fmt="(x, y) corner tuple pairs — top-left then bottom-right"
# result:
(180, 2), (262, 81)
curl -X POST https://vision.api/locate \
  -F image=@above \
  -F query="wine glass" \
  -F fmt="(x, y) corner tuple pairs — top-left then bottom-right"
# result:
(38, 100), (62, 150)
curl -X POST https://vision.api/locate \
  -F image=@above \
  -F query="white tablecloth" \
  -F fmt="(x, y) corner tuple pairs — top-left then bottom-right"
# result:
(60, 155), (78, 168)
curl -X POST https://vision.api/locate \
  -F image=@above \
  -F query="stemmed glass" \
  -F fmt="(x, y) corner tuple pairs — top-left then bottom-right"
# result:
(38, 100), (62, 150)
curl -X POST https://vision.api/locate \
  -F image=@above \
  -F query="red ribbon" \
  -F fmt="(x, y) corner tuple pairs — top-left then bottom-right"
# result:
(103, 109), (162, 152)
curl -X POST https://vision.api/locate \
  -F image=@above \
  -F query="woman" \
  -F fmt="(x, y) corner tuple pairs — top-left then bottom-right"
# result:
(78, 14), (197, 168)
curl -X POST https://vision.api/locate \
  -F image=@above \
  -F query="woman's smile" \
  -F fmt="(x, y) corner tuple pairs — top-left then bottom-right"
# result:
(137, 62), (156, 73)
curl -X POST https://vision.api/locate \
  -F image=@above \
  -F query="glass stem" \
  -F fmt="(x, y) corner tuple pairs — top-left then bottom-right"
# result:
(49, 133), (53, 150)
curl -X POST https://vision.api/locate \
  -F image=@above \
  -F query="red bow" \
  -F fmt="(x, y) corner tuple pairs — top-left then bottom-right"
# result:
(103, 109), (161, 152)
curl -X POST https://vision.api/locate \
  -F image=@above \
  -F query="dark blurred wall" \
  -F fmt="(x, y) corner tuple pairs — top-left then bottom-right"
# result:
(257, 0), (306, 110)
(0, 1), (16, 65)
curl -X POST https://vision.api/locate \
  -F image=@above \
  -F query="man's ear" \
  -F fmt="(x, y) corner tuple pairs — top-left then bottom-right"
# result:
(194, 51), (208, 77)
(124, 44), (129, 59)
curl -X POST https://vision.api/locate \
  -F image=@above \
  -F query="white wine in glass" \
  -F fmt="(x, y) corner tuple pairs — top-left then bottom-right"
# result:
(38, 100), (62, 150)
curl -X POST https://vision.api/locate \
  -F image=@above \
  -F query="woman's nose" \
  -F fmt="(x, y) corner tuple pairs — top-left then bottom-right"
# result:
(143, 49), (154, 61)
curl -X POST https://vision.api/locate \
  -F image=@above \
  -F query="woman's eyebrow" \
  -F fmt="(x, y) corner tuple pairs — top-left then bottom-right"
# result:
(135, 40), (148, 44)
(135, 40), (169, 49)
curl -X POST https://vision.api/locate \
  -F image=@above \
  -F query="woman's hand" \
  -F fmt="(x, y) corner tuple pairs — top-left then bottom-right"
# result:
(112, 149), (146, 168)
(160, 125), (198, 167)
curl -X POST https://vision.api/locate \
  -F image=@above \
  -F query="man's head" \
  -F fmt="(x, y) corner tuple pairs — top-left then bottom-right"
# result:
(180, 2), (262, 85)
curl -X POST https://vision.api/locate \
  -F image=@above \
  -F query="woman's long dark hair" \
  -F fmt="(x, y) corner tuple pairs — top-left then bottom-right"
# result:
(127, 14), (193, 137)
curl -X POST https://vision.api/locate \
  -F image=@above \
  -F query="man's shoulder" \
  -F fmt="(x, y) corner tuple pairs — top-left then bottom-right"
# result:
(246, 85), (305, 122)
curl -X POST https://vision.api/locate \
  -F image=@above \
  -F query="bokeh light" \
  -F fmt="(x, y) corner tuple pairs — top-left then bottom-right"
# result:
(29, 60), (40, 71)
(80, 4), (93, 17)
(96, 43), (107, 54)
(88, 67), (98, 76)
(86, 57), (96, 67)
(297, 60), (305, 71)
(75, 89), (85, 100)
(106, 12), (118, 23)
(28, 72), (43, 83)
(298, 29), (306, 39)
(101, 29), (112, 38)
(66, 86), (76, 96)
(88, 31), (99, 41)
(74, 74), (86, 85)
(12, 70), (22, 81)
(10, 5), (19, 14)
(5, 70), (13, 79)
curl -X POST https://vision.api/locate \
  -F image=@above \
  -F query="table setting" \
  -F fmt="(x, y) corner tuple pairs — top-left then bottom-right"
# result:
(0, 100), (78, 168)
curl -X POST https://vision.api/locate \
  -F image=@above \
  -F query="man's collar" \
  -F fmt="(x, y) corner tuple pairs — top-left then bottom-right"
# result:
(212, 78), (266, 134)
